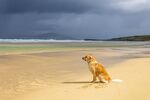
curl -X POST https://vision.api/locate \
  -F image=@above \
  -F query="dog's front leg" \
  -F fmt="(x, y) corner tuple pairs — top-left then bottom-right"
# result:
(91, 74), (96, 83)
(98, 75), (102, 82)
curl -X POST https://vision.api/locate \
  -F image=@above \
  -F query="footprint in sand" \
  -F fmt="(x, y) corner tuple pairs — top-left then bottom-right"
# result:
(81, 83), (93, 88)
(94, 83), (109, 88)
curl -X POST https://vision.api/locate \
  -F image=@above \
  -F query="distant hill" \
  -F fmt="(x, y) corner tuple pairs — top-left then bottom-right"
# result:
(108, 35), (150, 41)
(83, 35), (150, 41)
(0, 33), (75, 40)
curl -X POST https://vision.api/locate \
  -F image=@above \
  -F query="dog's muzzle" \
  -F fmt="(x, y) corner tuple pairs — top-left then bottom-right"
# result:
(82, 57), (85, 60)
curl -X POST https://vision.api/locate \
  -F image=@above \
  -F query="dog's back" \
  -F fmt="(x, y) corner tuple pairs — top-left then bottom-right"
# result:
(97, 63), (111, 82)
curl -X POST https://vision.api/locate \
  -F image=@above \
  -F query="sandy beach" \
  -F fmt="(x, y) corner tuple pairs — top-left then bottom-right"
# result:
(0, 42), (150, 100)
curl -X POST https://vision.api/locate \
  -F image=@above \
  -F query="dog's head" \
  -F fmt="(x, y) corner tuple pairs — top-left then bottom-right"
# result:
(82, 54), (96, 63)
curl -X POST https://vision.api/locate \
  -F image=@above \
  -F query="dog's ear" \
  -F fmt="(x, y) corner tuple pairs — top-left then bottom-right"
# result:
(88, 55), (92, 59)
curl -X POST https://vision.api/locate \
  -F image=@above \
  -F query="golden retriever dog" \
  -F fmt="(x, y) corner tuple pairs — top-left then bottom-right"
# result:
(82, 54), (111, 83)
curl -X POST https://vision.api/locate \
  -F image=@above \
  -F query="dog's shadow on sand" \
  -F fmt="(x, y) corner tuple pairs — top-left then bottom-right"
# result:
(62, 81), (109, 88)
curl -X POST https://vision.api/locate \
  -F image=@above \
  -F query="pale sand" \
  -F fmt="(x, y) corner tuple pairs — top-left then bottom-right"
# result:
(0, 47), (150, 100)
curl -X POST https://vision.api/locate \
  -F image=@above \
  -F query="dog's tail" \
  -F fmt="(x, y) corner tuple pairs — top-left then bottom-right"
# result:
(111, 79), (123, 83)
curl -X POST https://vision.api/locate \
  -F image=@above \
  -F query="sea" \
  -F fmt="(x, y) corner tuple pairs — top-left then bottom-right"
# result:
(0, 39), (149, 48)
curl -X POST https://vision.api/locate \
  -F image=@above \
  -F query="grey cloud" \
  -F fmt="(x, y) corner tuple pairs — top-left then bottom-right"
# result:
(51, 12), (150, 38)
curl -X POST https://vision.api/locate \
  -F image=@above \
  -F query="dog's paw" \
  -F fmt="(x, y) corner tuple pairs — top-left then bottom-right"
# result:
(99, 80), (106, 83)
(90, 80), (96, 83)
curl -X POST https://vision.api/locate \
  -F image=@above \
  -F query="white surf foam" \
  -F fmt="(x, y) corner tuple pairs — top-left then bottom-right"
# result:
(0, 39), (86, 43)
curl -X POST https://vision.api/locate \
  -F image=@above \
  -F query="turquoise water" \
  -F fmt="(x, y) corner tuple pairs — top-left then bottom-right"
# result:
(0, 41), (149, 54)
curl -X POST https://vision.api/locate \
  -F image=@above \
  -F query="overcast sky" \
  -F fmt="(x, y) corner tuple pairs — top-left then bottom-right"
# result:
(0, 0), (150, 39)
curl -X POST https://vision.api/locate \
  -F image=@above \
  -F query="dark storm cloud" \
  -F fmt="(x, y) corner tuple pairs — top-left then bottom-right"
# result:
(0, 0), (117, 14)
(0, 0), (150, 39)
(0, 0), (95, 14)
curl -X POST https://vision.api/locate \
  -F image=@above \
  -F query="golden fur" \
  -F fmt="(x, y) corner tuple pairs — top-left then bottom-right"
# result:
(82, 54), (111, 83)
